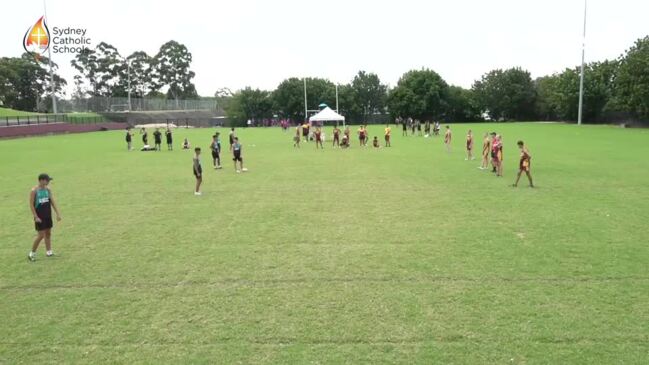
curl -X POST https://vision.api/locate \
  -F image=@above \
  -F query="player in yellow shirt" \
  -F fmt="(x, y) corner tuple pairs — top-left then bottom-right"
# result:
(384, 124), (391, 147)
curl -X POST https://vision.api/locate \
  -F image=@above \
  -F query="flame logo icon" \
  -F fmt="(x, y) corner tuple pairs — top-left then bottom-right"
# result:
(23, 16), (50, 59)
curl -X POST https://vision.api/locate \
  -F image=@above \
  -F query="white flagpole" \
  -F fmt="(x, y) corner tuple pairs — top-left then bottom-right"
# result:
(44, 0), (57, 114)
(577, 0), (587, 125)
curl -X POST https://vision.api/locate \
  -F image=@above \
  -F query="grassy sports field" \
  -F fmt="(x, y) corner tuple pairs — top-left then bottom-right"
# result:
(0, 123), (648, 364)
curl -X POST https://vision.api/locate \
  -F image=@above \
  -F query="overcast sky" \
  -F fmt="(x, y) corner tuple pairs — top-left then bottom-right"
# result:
(2, 0), (648, 97)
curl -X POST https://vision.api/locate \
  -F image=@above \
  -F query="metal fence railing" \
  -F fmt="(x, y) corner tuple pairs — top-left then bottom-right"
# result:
(1, 114), (109, 127)
(57, 97), (222, 113)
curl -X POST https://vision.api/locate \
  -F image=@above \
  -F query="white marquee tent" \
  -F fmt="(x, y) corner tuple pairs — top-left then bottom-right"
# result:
(309, 107), (345, 126)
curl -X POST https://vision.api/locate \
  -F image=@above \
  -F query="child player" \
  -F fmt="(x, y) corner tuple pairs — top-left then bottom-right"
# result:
(480, 132), (491, 170)
(211, 133), (222, 169)
(358, 125), (367, 147)
(444, 125), (452, 152)
(165, 128), (173, 151)
(465, 129), (474, 160)
(232, 137), (245, 173)
(153, 128), (162, 151)
(332, 125), (341, 148)
(315, 127), (324, 149)
(513, 141), (534, 188)
(373, 136), (380, 148)
(193, 147), (203, 195)
(384, 124), (391, 147)
(294, 125), (301, 148)
(28, 173), (62, 261)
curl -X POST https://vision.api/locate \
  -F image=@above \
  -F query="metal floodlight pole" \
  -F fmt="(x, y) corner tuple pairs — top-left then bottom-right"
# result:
(303, 77), (308, 122)
(44, 0), (57, 114)
(127, 59), (132, 111)
(335, 84), (339, 113)
(577, 0), (588, 126)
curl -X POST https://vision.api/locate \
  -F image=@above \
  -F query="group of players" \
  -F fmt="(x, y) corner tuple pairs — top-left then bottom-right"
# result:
(464, 129), (534, 188)
(27, 122), (533, 262)
(293, 122), (392, 149)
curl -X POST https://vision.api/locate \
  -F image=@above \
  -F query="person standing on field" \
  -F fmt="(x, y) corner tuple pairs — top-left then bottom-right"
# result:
(193, 147), (203, 195)
(28, 174), (62, 262)
(165, 128), (173, 151)
(153, 128), (162, 151)
(125, 128), (133, 151)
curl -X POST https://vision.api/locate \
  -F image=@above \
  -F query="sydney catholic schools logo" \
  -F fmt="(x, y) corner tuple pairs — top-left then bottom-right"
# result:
(23, 16), (50, 59)
(23, 16), (91, 60)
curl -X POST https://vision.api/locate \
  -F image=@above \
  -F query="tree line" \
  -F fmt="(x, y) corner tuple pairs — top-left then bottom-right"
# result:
(1, 36), (647, 124)
(227, 36), (649, 125)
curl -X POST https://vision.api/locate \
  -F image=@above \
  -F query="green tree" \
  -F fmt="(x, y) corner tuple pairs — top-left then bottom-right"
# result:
(0, 54), (66, 112)
(612, 36), (649, 119)
(473, 67), (536, 121)
(351, 71), (387, 119)
(445, 86), (482, 122)
(71, 42), (126, 97)
(125, 51), (158, 98)
(225, 87), (273, 127)
(272, 77), (335, 121)
(388, 69), (448, 120)
(536, 61), (617, 122)
(154, 41), (198, 104)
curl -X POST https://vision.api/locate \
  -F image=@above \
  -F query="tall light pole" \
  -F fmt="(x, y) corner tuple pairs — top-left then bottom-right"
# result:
(335, 84), (339, 113)
(303, 77), (308, 122)
(577, 0), (588, 125)
(127, 58), (132, 111)
(44, 0), (57, 114)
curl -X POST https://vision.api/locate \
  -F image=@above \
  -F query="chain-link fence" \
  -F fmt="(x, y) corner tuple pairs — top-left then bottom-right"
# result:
(57, 97), (222, 113)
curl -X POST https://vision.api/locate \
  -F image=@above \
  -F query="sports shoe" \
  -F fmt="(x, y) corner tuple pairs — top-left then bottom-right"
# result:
(194, 192), (202, 196)
(28, 252), (35, 262)
(236, 170), (241, 173)
(46, 251), (54, 257)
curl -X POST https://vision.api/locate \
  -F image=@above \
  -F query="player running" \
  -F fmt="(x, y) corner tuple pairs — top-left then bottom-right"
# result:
(465, 129), (474, 160)
(384, 124), (391, 147)
(444, 126), (452, 152)
(513, 141), (534, 187)
(28, 173), (62, 262)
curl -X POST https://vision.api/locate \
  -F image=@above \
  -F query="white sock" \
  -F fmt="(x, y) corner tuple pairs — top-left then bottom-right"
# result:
(47, 250), (52, 255)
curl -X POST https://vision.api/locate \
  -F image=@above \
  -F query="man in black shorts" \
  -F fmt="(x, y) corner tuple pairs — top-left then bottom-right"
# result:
(153, 128), (162, 151)
(28, 173), (62, 261)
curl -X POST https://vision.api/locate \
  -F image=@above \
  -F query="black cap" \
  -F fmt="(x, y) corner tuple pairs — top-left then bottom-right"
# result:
(38, 173), (53, 181)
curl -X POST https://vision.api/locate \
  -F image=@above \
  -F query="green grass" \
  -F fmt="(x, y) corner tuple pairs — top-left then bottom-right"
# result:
(0, 107), (43, 117)
(1, 123), (648, 364)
